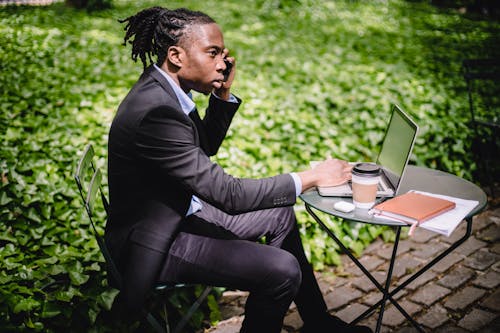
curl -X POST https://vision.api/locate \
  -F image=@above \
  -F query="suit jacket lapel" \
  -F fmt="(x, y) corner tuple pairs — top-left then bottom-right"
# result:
(145, 65), (201, 145)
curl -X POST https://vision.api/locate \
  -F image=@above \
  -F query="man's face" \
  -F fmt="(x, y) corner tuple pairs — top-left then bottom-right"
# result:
(177, 23), (228, 95)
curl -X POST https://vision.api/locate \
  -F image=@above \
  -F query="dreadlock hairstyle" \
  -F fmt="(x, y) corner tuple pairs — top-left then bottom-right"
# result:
(119, 7), (216, 69)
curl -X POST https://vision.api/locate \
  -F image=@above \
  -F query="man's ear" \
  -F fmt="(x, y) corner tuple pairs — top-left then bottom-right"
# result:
(167, 46), (184, 68)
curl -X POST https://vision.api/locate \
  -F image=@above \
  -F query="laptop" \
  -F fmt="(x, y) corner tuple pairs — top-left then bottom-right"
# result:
(315, 104), (418, 198)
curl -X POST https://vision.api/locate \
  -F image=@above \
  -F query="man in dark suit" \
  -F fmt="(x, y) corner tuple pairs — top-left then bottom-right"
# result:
(107, 6), (371, 333)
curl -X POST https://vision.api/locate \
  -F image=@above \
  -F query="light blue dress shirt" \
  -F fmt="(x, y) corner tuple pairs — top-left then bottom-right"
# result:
(153, 64), (302, 216)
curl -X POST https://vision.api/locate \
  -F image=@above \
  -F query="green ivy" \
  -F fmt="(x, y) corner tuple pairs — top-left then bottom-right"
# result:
(1, 0), (498, 331)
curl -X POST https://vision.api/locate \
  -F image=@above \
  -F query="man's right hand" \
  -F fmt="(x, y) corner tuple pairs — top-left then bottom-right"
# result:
(297, 158), (352, 193)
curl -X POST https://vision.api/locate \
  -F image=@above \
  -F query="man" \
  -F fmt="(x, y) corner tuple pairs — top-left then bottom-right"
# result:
(107, 6), (372, 333)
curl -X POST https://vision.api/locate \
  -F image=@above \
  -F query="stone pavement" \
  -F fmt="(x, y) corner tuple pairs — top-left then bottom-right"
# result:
(206, 200), (500, 333)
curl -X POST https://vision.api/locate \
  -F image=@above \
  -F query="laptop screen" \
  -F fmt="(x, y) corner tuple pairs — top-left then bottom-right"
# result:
(376, 105), (418, 194)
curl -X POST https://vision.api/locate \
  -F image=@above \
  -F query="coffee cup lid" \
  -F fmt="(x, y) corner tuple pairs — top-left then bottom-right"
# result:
(352, 163), (381, 177)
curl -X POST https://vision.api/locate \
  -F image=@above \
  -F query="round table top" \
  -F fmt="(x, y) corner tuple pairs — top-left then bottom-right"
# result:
(299, 165), (488, 226)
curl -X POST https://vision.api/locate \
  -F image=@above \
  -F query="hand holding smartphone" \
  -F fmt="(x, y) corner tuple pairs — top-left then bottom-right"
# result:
(223, 59), (233, 82)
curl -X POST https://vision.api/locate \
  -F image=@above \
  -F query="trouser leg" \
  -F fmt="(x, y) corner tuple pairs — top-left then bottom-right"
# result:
(161, 203), (327, 330)
(159, 223), (301, 333)
(281, 222), (328, 323)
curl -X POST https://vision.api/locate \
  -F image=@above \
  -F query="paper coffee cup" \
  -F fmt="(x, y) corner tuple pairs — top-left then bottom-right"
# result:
(351, 163), (381, 209)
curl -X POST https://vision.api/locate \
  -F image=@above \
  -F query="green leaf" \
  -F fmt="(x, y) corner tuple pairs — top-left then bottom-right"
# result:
(41, 301), (62, 318)
(69, 270), (89, 286)
(0, 191), (13, 205)
(13, 297), (40, 314)
(97, 289), (120, 311)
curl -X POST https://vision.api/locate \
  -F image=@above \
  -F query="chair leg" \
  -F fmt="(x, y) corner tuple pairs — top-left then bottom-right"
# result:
(164, 303), (171, 333)
(146, 312), (167, 333)
(173, 286), (213, 333)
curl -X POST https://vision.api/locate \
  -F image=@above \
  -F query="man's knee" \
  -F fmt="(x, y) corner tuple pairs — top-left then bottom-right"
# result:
(267, 251), (302, 301)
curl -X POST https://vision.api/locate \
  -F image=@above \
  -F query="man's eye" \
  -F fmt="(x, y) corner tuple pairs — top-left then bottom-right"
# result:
(209, 50), (217, 57)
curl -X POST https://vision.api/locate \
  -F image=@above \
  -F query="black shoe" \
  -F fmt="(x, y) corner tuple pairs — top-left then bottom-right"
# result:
(300, 314), (373, 333)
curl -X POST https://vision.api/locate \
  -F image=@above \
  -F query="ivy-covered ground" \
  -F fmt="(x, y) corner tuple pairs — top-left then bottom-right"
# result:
(1, 0), (499, 331)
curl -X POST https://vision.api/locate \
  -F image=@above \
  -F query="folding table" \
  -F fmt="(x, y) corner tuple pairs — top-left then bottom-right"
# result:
(300, 165), (487, 332)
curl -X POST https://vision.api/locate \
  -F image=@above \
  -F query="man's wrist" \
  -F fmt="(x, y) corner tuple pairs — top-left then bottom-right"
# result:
(296, 170), (318, 194)
(212, 91), (238, 103)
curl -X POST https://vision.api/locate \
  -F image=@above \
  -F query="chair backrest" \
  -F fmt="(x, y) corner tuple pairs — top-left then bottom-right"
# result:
(74, 144), (122, 289)
(75, 144), (109, 214)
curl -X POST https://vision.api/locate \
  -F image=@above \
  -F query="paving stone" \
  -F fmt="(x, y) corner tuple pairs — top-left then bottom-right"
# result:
(444, 286), (487, 311)
(392, 326), (421, 333)
(490, 242), (500, 254)
(208, 316), (243, 333)
(410, 228), (438, 243)
(318, 277), (334, 295)
(455, 237), (488, 256)
(434, 326), (469, 333)
(219, 304), (244, 320)
(379, 270), (394, 286)
(352, 275), (377, 293)
(343, 262), (364, 277)
(463, 249), (500, 271)
(362, 292), (382, 307)
(417, 304), (449, 329)
(219, 290), (248, 304)
(430, 252), (464, 273)
(411, 241), (448, 259)
(358, 255), (385, 271)
(335, 303), (370, 324)
(404, 270), (437, 291)
(477, 223), (500, 243)
(396, 239), (415, 254)
(458, 308), (497, 331)
(324, 285), (363, 311)
(356, 317), (379, 333)
(437, 265), (475, 289)
(475, 316), (500, 333)
(473, 270), (500, 289)
(375, 240), (412, 261)
(332, 276), (350, 288)
(359, 270), (387, 287)
(410, 284), (451, 305)
(283, 309), (302, 331)
(363, 238), (385, 253)
(381, 300), (420, 327)
(473, 213), (495, 233)
(481, 289), (500, 312)
(492, 260), (500, 272)
(391, 254), (422, 279)
(377, 243), (399, 261)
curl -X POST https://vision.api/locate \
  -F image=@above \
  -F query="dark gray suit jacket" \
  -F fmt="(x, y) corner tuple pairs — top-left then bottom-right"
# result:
(106, 65), (297, 312)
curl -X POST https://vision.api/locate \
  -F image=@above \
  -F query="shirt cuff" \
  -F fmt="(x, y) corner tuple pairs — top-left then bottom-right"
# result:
(212, 92), (239, 103)
(289, 173), (302, 196)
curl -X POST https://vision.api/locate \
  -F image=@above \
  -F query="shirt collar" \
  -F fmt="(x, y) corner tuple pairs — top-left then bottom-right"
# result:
(153, 63), (195, 115)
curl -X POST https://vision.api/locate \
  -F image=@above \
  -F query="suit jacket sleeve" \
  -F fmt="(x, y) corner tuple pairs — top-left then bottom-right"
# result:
(196, 93), (241, 156)
(135, 101), (296, 215)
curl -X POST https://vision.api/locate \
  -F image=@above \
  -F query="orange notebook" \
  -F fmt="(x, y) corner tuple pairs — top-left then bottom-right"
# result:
(370, 191), (456, 226)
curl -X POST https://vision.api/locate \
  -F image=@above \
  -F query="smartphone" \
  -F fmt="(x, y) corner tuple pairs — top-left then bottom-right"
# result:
(223, 59), (233, 81)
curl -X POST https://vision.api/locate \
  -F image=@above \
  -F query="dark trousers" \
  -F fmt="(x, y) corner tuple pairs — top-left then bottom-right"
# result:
(158, 202), (327, 333)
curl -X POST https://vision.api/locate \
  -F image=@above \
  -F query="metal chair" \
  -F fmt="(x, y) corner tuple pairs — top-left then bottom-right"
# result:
(463, 58), (500, 196)
(74, 144), (212, 333)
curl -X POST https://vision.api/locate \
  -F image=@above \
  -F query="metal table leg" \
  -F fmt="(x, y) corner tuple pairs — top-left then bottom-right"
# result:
(305, 205), (422, 331)
(361, 216), (473, 318)
(305, 204), (472, 332)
